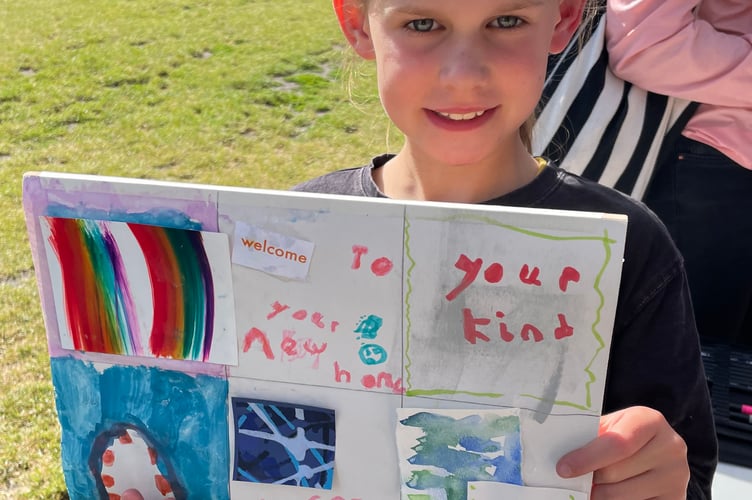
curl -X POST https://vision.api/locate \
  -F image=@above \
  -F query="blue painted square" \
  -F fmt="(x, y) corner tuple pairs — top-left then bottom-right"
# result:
(232, 398), (336, 489)
(49, 357), (230, 500)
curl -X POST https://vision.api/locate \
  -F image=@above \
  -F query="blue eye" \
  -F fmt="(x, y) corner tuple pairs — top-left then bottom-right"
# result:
(491, 16), (523, 28)
(407, 19), (438, 32)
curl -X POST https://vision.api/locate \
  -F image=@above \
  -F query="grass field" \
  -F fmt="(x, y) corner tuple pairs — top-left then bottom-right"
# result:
(0, 1), (400, 497)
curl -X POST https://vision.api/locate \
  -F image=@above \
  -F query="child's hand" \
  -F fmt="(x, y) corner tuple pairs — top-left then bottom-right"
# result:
(556, 406), (690, 499)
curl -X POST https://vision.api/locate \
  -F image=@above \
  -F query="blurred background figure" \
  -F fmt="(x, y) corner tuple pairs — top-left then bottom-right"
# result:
(536, 0), (751, 469)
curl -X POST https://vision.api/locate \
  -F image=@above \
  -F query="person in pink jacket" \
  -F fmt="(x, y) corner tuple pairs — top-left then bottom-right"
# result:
(606, 0), (752, 468)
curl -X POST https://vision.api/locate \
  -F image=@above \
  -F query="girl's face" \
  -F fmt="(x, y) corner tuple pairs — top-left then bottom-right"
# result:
(338, 0), (583, 169)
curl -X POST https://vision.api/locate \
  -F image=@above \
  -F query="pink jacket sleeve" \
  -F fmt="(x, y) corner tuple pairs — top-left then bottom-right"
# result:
(606, 0), (752, 108)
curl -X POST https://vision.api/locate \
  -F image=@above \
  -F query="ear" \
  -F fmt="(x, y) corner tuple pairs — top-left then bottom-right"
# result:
(333, 0), (375, 60)
(549, 0), (587, 54)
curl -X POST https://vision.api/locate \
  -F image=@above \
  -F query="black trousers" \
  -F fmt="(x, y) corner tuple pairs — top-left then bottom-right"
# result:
(646, 135), (752, 467)
(645, 136), (752, 348)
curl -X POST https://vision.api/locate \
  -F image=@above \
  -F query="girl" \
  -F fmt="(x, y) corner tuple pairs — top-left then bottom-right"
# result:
(295, 0), (717, 498)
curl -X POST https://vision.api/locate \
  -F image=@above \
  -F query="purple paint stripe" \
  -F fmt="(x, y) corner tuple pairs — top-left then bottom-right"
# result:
(101, 223), (143, 355)
(190, 232), (215, 362)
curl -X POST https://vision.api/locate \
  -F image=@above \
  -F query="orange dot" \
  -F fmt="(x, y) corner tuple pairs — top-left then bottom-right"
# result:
(148, 447), (158, 465)
(154, 474), (172, 495)
(102, 449), (115, 466)
(101, 474), (115, 488)
(108, 494), (121, 500)
(118, 431), (133, 444)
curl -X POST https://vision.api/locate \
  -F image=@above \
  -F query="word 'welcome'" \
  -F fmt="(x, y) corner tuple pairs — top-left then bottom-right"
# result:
(241, 238), (308, 264)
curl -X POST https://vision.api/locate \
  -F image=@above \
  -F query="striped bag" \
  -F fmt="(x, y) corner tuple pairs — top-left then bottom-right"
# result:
(532, 6), (698, 200)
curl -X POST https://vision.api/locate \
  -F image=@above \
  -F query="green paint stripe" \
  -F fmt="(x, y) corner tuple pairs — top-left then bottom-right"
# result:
(403, 216), (416, 392)
(434, 213), (617, 243)
(406, 389), (504, 398)
(583, 228), (612, 408)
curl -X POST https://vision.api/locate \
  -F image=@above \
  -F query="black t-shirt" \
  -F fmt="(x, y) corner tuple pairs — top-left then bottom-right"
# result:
(293, 154), (718, 499)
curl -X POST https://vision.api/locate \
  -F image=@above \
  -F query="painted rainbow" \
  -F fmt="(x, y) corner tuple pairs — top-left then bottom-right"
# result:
(46, 217), (215, 361)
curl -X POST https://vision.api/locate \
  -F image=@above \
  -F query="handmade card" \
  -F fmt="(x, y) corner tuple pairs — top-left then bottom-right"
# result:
(23, 172), (627, 499)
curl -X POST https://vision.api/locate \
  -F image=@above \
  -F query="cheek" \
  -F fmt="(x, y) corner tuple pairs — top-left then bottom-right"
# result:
(375, 50), (429, 99)
(375, 66), (414, 125)
(498, 46), (548, 91)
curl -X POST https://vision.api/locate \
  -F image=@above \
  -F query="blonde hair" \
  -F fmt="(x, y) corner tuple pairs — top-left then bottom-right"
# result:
(520, 0), (599, 151)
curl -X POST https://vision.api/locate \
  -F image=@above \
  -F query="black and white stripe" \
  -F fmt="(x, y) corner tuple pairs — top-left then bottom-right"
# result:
(532, 8), (697, 200)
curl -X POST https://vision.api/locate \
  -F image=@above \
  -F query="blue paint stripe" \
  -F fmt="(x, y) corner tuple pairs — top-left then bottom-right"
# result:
(269, 404), (297, 431)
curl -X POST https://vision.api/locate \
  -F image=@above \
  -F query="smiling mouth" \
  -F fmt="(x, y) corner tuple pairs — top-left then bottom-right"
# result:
(434, 110), (487, 121)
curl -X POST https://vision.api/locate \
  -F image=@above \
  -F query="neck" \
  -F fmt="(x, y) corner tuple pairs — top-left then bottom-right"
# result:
(374, 142), (540, 203)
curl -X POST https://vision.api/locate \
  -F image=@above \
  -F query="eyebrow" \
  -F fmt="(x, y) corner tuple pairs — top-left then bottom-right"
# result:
(504, 0), (547, 8)
(387, 0), (548, 15)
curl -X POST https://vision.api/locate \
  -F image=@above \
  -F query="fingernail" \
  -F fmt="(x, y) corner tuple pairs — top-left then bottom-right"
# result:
(557, 462), (573, 478)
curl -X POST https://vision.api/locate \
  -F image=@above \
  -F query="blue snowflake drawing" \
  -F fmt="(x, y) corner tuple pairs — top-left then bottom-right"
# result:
(232, 398), (336, 489)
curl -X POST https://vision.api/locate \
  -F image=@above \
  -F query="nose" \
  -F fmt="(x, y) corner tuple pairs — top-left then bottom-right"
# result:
(438, 36), (491, 91)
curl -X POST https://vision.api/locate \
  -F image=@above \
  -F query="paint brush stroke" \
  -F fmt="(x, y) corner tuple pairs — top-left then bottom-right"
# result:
(46, 217), (216, 362)
(47, 218), (135, 354)
(397, 408), (522, 500)
(50, 356), (230, 499)
(231, 398), (336, 489)
(129, 224), (216, 361)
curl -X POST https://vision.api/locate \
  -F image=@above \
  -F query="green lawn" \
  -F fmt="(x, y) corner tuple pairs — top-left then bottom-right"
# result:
(0, 1), (399, 497)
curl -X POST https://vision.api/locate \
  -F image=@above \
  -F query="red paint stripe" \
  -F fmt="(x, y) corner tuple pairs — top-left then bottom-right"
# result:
(129, 225), (182, 358)
(48, 218), (109, 352)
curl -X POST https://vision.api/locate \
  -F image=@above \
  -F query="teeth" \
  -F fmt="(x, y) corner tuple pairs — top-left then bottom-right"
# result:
(437, 110), (486, 121)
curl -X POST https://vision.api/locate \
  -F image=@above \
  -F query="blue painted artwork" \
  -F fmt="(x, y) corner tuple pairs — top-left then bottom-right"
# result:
(232, 398), (336, 489)
(49, 356), (230, 500)
(398, 410), (522, 500)
(354, 314), (383, 339)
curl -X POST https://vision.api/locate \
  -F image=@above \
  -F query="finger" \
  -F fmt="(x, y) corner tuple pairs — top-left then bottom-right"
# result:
(593, 417), (687, 485)
(556, 408), (654, 478)
(557, 407), (661, 479)
(590, 467), (688, 500)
